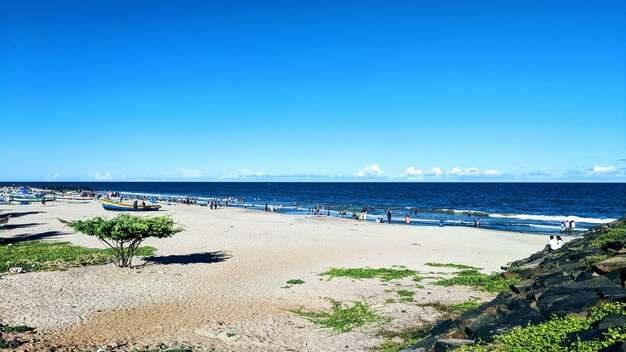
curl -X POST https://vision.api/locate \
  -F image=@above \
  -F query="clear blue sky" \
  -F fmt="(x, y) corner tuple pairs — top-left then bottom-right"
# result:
(1, 0), (624, 181)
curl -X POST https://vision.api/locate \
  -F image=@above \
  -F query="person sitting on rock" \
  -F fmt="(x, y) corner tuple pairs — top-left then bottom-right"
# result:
(548, 235), (559, 251)
(556, 236), (563, 249)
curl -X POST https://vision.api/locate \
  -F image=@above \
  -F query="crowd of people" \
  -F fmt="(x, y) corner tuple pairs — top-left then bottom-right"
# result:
(560, 220), (576, 234)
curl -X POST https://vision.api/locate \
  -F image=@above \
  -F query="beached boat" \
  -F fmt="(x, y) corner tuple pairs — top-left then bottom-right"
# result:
(100, 199), (161, 211)
(0, 214), (10, 227)
(9, 194), (56, 202)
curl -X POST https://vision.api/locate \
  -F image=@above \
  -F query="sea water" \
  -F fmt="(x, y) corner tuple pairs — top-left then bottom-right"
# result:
(3, 182), (625, 235)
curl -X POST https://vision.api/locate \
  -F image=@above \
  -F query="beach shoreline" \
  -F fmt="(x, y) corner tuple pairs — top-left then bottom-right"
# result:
(0, 201), (553, 351)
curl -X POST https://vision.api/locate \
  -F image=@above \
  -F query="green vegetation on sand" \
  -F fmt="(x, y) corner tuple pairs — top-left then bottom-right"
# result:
(0, 240), (155, 273)
(292, 300), (385, 332)
(433, 269), (518, 292)
(320, 267), (418, 281)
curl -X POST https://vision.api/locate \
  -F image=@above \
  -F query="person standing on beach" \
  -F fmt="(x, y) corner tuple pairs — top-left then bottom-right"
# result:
(474, 219), (478, 228)
(387, 209), (392, 224)
(265, 203), (268, 212)
(569, 220), (576, 234)
(405, 214), (410, 224)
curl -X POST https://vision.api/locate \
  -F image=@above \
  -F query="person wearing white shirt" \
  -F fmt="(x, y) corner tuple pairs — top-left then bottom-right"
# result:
(548, 235), (559, 251)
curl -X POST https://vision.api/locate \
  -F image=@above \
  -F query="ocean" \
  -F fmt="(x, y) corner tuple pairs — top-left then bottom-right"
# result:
(2, 182), (625, 235)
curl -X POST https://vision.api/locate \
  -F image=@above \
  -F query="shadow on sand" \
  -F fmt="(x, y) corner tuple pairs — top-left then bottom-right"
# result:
(144, 251), (232, 265)
(0, 231), (70, 244)
(2, 211), (44, 218)
(3, 223), (44, 230)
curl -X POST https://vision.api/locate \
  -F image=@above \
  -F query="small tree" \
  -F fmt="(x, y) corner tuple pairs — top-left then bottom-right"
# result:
(61, 214), (183, 267)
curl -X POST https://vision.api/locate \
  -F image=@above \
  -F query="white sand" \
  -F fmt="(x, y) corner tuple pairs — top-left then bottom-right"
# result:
(0, 201), (548, 351)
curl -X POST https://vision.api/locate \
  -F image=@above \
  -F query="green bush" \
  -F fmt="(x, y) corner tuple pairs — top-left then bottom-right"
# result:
(62, 214), (182, 267)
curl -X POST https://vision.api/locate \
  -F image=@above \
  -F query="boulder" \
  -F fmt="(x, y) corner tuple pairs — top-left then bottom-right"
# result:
(434, 339), (475, 352)
(467, 308), (546, 342)
(593, 314), (626, 330)
(510, 279), (535, 294)
(592, 256), (626, 275)
(597, 286), (626, 300)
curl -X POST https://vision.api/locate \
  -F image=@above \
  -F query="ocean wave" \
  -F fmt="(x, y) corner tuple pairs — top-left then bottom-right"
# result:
(488, 213), (616, 224)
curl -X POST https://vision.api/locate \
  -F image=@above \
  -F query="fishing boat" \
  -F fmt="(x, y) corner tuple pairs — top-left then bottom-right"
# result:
(0, 214), (11, 227)
(9, 194), (56, 202)
(100, 199), (161, 211)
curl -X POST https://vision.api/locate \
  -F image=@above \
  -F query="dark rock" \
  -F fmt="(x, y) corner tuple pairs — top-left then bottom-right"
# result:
(593, 256), (626, 275)
(569, 275), (616, 289)
(538, 288), (600, 316)
(566, 328), (607, 345)
(597, 286), (626, 300)
(501, 271), (519, 280)
(511, 279), (535, 294)
(434, 339), (475, 352)
(606, 240), (625, 251)
(575, 271), (595, 282)
(593, 314), (626, 330)
(606, 269), (626, 287)
(468, 308), (546, 342)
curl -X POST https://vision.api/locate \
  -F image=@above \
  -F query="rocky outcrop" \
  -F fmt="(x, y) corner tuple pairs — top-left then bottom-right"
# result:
(402, 218), (626, 351)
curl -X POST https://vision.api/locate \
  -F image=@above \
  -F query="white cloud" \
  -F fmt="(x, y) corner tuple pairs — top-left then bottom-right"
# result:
(220, 170), (268, 179)
(449, 167), (479, 176)
(94, 172), (112, 180)
(356, 164), (384, 177)
(591, 165), (615, 174)
(429, 167), (442, 177)
(179, 168), (204, 178)
(52, 173), (60, 179)
(405, 167), (423, 178)
(484, 169), (500, 176)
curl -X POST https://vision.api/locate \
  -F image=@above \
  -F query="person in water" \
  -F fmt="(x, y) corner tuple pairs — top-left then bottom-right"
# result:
(439, 220), (444, 227)
(405, 214), (411, 224)
(387, 209), (392, 224)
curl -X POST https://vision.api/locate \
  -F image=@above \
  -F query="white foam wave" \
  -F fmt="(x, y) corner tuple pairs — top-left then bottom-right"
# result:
(489, 213), (615, 224)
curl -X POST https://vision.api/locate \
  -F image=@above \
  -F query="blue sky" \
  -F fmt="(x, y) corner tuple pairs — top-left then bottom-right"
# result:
(1, 0), (624, 182)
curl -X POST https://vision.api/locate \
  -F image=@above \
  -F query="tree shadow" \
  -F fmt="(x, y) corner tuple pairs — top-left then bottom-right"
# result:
(2, 211), (44, 218)
(3, 223), (44, 230)
(0, 231), (70, 244)
(143, 251), (232, 265)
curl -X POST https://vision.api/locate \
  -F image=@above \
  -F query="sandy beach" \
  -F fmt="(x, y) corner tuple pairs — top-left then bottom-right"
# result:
(0, 201), (549, 351)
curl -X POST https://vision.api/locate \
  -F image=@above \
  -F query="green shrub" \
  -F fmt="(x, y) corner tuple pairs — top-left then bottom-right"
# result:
(590, 225), (626, 248)
(62, 214), (182, 267)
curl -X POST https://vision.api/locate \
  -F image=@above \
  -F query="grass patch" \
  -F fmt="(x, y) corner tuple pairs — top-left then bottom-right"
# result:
(320, 267), (418, 282)
(449, 297), (481, 312)
(1, 325), (33, 333)
(425, 262), (479, 270)
(433, 269), (518, 292)
(582, 254), (609, 270)
(376, 325), (431, 352)
(226, 332), (237, 338)
(282, 278), (305, 288)
(0, 241), (155, 273)
(396, 290), (414, 297)
(459, 302), (626, 351)
(292, 300), (385, 332)
(590, 225), (626, 248)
